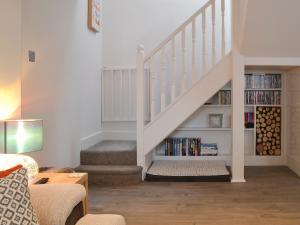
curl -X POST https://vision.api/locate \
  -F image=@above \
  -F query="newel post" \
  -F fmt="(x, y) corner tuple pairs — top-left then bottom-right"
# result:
(136, 45), (146, 173)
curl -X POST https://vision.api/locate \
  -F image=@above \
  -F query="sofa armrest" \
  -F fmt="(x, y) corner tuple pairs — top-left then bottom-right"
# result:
(29, 184), (86, 225)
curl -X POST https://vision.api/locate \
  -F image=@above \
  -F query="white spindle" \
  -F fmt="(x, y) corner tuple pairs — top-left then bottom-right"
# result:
(160, 47), (166, 112)
(150, 58), (156, 121)
(211, 0), (216, 65)
(201, 11), (206, 75)
(111, 70), (114, 120)
(181, 28), (187, 93)
(171, 38), (176, 102)
(136, 45), (145, 169)
(192, 19), (196, 84)
(128, 70), (132, 120)
(120, 69), (123, 120)
(221, 0), (226, 57)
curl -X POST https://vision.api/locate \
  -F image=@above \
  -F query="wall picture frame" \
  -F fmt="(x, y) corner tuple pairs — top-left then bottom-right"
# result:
(88, 0), (101, 32)
(209, 114), (223, 128)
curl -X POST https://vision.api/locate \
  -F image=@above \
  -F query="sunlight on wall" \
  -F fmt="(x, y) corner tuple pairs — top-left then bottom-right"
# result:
(0, 79), (21, 120)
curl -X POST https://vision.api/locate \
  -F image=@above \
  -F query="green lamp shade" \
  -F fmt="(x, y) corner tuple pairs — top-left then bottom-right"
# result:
(5, 119), (43, 154)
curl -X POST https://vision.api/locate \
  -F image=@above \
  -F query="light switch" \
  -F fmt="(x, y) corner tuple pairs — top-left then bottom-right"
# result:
(28, 50), (36, 62)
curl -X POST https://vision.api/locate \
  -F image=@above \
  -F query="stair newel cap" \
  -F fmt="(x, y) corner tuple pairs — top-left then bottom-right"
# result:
(137, 45), (145, 52)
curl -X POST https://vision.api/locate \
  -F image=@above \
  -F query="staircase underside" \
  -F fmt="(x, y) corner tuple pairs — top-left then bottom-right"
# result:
(143, 53), (233, 155)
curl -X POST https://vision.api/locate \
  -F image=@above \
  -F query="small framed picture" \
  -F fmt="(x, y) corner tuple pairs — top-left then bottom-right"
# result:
(209, 114), (223, 128)
(88, 0), (101, 32)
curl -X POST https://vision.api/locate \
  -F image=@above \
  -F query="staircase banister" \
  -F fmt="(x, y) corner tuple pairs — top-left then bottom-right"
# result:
(144, 0), (213, 62)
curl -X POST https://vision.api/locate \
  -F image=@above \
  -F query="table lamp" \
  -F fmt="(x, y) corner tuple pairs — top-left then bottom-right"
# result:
(0, 119), (43, 180)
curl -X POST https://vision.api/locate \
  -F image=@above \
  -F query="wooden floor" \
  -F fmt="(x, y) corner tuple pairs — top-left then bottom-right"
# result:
(89, 167), (300, 225)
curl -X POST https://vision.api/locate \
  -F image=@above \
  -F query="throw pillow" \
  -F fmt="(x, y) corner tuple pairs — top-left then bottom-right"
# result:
(0, 167), (39, 225)
(0, 164), (23, 179)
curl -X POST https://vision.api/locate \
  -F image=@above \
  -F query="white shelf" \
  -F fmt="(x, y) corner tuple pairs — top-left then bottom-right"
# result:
(203, 104), (232, 108)
(154, 155), (231, 161)
(245, 104), (282, 107)
(176, 127), (255, 132)
(245, 128), (254, 131)
(176, 127), (231, 131)
(245, 88), (282, 91)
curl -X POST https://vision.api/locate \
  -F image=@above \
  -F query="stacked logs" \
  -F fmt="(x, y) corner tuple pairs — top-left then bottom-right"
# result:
(256, 107), (281, 156)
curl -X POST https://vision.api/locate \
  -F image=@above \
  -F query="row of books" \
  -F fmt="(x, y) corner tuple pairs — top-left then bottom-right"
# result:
(164, 138), (218, 156)
(217, 90), (231, 105)
(245, 112), (254, 128)
(245, 74), (281, 89)
(245, 91), (281, 105)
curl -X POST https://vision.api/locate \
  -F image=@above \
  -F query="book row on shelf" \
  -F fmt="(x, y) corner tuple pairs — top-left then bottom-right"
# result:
(245, 91), (281, 105)
(245, 112), (254, 128)
(164, 138), (218, 156)
(245, 74), (281, 89)
(217, 90), (231, 105)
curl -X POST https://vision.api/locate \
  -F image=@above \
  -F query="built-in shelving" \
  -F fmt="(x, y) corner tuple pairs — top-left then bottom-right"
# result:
(154, 72), (284, 165)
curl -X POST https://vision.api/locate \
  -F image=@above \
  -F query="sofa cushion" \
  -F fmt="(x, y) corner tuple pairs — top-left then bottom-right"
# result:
(29, 184), (86, 225)
(0, 167), (39, 225)
(0, 164), (23, 178)
(76, 214), (126, 225)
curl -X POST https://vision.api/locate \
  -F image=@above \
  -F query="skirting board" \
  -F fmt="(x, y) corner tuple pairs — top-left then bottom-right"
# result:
(287, 156), (300, 177)
(80, 131), (104, 150)
(231, 179), (246, 183)
(81, 130), (136, 150)
(102, 130), (136, 141)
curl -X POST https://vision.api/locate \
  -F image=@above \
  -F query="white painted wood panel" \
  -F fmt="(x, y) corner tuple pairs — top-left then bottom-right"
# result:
(286, 70), (300, 176)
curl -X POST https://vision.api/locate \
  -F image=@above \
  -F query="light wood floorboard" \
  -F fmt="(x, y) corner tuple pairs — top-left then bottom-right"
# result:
(89, 167), (300, 225)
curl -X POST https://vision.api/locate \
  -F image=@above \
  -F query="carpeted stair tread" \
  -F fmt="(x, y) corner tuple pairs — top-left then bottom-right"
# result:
(78, 141), (141, 185)
(75, 165), (142, 186)
(84, 141), (136, 152)
(76, 165), (142, 175)
(80, 141), (137, 166)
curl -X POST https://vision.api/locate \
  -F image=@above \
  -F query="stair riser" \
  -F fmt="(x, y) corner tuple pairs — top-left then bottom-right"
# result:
(80, 151), (137, 165)
(88, 173), (142, 186)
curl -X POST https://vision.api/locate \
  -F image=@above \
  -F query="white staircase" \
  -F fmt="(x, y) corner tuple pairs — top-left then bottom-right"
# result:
(136, 0), (236, 174)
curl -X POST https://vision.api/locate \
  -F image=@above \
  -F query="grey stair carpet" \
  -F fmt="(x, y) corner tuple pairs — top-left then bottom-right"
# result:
(146, 160), (231, 182)
(76, 165), (142, 186)
(76, 140), (142, 186)
(80, 141), (137, 165)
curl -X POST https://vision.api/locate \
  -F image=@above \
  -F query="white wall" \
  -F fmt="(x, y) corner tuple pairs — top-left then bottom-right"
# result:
(102, 0), (209, 67)
(101, 0), (233, 139)
(286, 69), (300, 176)
(242, 0), (300, 57)
(21, 0), (103, 167)
(0, 0), (22, 153)
(0, 0), (22, 121)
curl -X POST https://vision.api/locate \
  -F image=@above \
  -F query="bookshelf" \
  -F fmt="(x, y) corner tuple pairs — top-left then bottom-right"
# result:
(154, 72), (285, 165)
(244, 73), (282, 157)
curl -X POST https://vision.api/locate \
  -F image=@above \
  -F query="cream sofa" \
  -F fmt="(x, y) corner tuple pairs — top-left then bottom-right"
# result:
(29, 184), (126, 225)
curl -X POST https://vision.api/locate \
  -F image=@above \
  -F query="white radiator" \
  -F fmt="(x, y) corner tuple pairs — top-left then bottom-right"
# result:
(102, 67), (150, 121)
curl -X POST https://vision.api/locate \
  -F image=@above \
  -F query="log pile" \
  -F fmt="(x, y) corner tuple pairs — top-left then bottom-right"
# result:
(256, 107), (281, 156)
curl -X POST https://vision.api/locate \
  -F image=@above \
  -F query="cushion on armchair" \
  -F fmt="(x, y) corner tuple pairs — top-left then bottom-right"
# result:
(29, 184), (86, 225)
(0, 168), (39, 225)
(76, 214), (126, 225)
